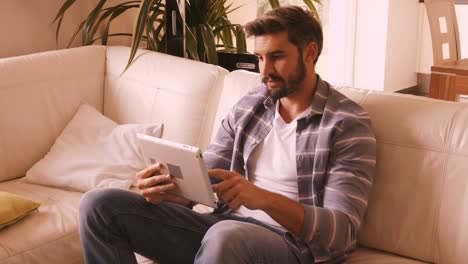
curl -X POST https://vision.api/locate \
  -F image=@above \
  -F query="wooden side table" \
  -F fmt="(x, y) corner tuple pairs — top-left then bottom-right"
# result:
(429, 58), (468, 101)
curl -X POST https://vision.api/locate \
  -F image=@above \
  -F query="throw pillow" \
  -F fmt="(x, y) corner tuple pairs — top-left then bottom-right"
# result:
(24, 104), (163, 192)
(0, 191), (40, 229)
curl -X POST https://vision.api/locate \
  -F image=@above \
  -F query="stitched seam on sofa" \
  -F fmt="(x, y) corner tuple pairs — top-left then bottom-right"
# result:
(375, 140), (468, 157)
(432, 160), (447, 264)
(432, 105), (466, 263)
(106, 72), (214, 97)
(101, 53), (107, 118)
(361, 90), (462, 105)
(0, 129), (10, 180)
(356, 247), (433, 263)
(196, 72), (224, 147)
(5, 231), (78, 257)
(0, 71), (104, 90)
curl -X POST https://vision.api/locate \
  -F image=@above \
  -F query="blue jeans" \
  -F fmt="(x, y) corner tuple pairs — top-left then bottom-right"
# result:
(79, 188), (300, 264)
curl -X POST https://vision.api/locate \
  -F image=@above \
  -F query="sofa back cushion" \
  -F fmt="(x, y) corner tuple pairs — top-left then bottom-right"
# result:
(0, 46), (106, 182)
(336, 87), (468, 264)
(104, 47), (227, 150)
(211, 70), (262, 142)
(223, 70), (468, 264)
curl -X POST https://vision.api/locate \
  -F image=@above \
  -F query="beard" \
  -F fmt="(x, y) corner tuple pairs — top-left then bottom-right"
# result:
(262, 56), (306, 100)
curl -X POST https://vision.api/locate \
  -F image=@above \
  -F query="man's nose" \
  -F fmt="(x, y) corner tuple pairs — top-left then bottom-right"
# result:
(259, 59), (273, 76)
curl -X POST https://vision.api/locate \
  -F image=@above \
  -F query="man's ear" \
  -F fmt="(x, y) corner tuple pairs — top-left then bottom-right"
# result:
(303, 42), (319, 64)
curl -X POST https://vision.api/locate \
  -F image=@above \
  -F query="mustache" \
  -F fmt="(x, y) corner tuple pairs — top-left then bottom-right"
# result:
(262, 75), (284, 83)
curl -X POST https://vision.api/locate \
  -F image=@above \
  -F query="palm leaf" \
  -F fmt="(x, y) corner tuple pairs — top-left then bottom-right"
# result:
(146, 9), (164, 51)
(56, 0), (248, 67)
(303, 0), (321, 22)
(95, 2), (142, 45)
(199, 24), (217, 64)
(53, 0), (78, 46)
(82, 0), (107, 45)
(124, 0), (154, 72)
(92, 33), (133, 43)
(101, 1), (140, 11)
(66, 20), (86, 48)
(145, 3), (164, 50)
(89, 6), (125, 44)
(268, 0), (280, 9)
(234, 25), (246, 54)
(185, 26), (200, 61)
(101, 5), (138, 45)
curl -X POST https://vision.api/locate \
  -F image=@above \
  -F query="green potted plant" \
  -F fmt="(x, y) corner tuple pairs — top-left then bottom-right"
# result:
(53, 0), (320, 70)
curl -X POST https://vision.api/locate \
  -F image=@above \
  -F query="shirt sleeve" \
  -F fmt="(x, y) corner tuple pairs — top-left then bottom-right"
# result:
(298, 116), (377, 261)
(203, 107), (237, 174)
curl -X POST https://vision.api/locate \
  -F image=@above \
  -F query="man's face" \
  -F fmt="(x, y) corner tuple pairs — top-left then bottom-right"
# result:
(254, 31), (306, 100)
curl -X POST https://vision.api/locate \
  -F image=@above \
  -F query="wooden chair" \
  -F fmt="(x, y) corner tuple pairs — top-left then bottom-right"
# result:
(424, 0), (468, 101)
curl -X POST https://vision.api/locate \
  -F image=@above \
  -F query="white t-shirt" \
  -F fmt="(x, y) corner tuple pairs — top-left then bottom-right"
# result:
(232, 102), (311, 230)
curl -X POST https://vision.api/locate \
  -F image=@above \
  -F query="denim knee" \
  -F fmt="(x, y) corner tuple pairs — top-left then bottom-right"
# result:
(79, 188), (126, 226)
(202, 220), (247, 246)
(196, 220), (296, 264)
(196, 220), (256, 263)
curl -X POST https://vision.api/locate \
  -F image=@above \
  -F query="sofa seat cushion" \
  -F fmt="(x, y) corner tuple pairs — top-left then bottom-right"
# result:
(349, 247), (430, 263)
(0, 179), (83, 264)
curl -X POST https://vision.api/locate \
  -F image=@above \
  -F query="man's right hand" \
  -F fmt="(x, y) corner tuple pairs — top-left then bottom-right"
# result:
(135, 163), (191, 206)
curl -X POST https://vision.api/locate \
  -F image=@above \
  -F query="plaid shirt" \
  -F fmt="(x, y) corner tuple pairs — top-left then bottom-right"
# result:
(204, 76), (376, 263)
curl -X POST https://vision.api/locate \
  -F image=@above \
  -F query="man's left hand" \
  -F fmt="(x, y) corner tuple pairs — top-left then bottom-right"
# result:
(209, 169), (270, 210)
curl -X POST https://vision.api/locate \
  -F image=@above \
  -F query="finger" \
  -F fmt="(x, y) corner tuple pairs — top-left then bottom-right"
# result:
(136, 163), (163, 180)
(136, 174), (169, 189)
(137, 174), (172, 189)
(213, 177), (241, 195)
(227, 196), (242, 210)
(141, 182), (176, 196)
(160, 192), (189, 204)
(208, 169), (234, 180)
(219, 184), (241, 205)
(144, 193), (163, 204)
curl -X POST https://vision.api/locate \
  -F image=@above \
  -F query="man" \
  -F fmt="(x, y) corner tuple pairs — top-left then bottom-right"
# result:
(79, 6), (376, 264)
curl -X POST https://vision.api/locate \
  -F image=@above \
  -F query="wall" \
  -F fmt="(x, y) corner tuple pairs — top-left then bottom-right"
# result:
(349, 0), (421, 92)
(0, 0), (134, 59)
(383, 0), (419, 92)
(327, 0), (357, 87)
(226, 0), (257, 53)
(352, 0), (389, 91)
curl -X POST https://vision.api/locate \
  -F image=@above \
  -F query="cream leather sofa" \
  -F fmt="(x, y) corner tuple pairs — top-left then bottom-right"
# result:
(0, 46), (467, 264)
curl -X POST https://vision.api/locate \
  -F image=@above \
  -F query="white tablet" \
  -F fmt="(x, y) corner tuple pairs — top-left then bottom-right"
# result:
(136, 133), (218, 208)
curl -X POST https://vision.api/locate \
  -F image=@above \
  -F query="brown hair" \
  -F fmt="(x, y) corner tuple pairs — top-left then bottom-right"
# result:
(244, 5), (323, 63)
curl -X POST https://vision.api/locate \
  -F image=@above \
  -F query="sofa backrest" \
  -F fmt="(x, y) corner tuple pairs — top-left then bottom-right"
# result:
(337, 87), (468, 264)
(104, 47), (227, 150)
(221, 70), (468, 264)
(210, 70), (262, 142)
(0, 46), (106, 182)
